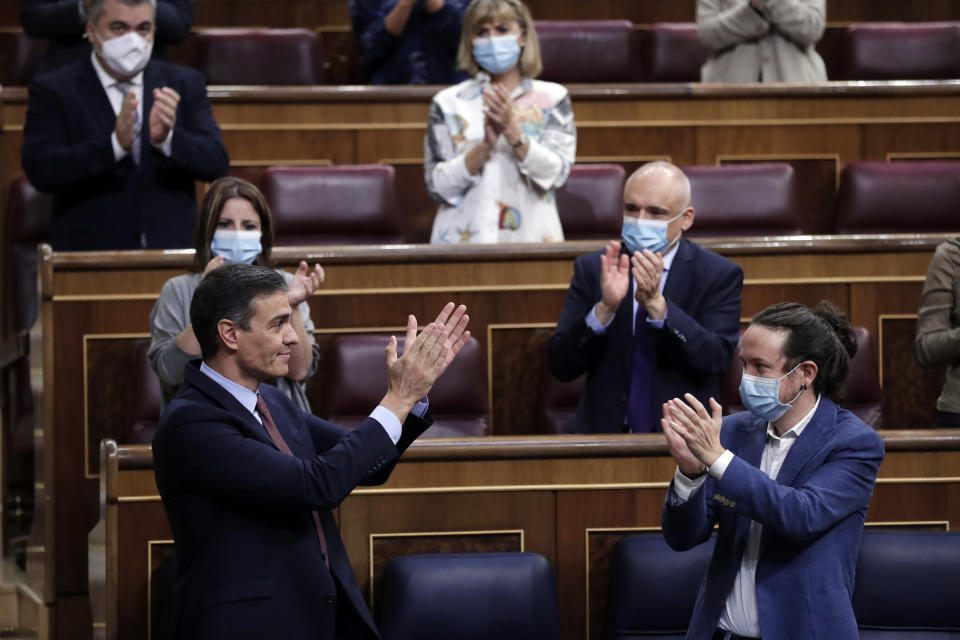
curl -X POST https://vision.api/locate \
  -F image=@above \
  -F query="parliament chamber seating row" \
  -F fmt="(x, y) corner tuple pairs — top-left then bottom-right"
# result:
(9, 159), (960, 264)
(606, 529), (960, 638)
(3, 21), (960, 86)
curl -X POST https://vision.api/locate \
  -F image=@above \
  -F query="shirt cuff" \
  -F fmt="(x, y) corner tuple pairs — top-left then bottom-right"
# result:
(111, 132), (128, 162)
(708, 449), (735, 480)
(586, 302), (614, 333)
(646, 309), (667, 329)
(669, 466), (707, 504)
(370, 405), (403, 445)
(152, 129), (174, 157)
(410, 397), (429, 419)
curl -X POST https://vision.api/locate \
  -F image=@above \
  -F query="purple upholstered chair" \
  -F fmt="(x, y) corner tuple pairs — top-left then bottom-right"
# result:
(261, 165), (405, 245)
(193, 28), (322, 84)
(642, 23), (709, 82)
(683, 163), (805, 237)
(536, 20), (640, 83)
(555, 164), (626, 240)
(836, 22), (960, 81)
(323, 335), (489, 438)
(835, 161), (960, 233)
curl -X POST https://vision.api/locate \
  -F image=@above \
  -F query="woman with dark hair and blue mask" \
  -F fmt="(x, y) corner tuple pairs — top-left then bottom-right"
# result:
(425, 0), (576, 244)
(661, 300), (885, 640)
(148, 176), (323, 410)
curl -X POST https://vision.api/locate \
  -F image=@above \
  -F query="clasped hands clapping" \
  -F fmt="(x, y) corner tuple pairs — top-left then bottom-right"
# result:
(114, 86), (181, 152)
(596, 240), (668, 325)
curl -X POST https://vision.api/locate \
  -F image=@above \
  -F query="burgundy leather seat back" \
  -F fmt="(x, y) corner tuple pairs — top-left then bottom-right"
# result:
(535, 355), (585, 434)
(719, 331), (745, 416)
(193, 28), (321, 85)
(683, 163), (804, 236)
(642, 23), (709, 82)
(837, 22), (960, 80)
(554, 164), (626, 240)
(835, 161), (960, 233)
(536, 20), (640, 83)
(323, 335), (489, 438)
(261, 165), (404, 245)
(4, 175), (52, 334)
(842, 327), (883, 429)
(126, 339), (163, 445)
(0, 29), (47, 86)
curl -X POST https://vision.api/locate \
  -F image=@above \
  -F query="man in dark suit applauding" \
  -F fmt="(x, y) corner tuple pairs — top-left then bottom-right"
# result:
(548, 161), (743, 433)
(21, 0), (228, 251)
(153, 263), (470, 639)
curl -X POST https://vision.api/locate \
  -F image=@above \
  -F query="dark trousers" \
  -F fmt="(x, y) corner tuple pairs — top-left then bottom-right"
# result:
(712, 629), (760, 640)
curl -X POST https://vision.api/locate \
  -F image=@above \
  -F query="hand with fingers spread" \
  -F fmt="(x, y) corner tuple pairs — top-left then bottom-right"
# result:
(380, 302), (470, 420)
(661, 402), (707, 478)
(663, 393), (725, 468)
(631, 249), (667, 320)
(287, 261), (325, 307)
(596, 241), (630, 325)
(150, 87), (181, 144)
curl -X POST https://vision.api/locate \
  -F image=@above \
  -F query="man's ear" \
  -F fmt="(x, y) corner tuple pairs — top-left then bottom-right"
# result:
(800, 360), (819, 388)
(217, 319), (240, 354)
(679, 206), (695, 232)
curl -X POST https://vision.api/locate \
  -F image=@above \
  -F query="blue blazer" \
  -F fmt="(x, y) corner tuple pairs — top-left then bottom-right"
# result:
(152, 361), (431, 640)
(662, 398), (885, 640)
(547, 238), (743, 433)
(22, 58), (229, 250)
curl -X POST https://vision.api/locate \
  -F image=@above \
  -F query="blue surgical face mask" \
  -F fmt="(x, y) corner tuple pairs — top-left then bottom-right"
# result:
(738, 362), (805, 422)
(210, 229), (262, 264)
(621, 211), (684, 255)
(472, 34), (522, 75)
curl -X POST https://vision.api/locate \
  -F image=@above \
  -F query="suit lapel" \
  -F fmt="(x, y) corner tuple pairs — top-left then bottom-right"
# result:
(775, 397), (836, 489)
(78, 59), (118, 140)
(183, 362), (280, 451)
(661, 237), (692, 304)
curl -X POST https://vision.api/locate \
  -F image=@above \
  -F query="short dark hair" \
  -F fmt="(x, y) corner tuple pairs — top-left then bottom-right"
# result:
(751, 300), (858, 400)
(87, 0), (156, 24)
(190, 264), (288, 359)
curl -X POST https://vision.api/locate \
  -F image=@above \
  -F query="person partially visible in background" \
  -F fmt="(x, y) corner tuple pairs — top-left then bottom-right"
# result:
(697, 0), (827, 82)
(350, 0), (469, 84)
(915, 237), (960, 428)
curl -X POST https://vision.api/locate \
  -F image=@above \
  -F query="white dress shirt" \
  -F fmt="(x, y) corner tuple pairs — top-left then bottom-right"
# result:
(671, 394), (822, 638)
(89, 51), (174, 162)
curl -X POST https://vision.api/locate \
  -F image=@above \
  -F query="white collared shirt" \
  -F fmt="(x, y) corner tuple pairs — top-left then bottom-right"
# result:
(671, 394), (822, 638)
(89, 51), (173, 161)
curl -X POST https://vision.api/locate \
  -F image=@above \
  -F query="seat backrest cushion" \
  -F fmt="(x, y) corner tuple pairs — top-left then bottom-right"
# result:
(835, 161), (960, 233)
(838, 22), (960, 80)
(194, 28), (320, 85)
(380, 552), (562, 640)
(537, 20), (640, 83)
(684, 163), (804, 236)
(555, 164), (626, 240)
(643, 23), (709, 82)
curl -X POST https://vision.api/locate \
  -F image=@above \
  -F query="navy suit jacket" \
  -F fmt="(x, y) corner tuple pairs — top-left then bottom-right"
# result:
(547, 238), (743, 433)
(22, 57), (228, 250)
(152, 361), (431, 640)
(662, 398), (885, 640)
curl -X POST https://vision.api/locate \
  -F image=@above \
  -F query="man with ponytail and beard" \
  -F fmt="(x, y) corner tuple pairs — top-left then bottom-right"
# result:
(661, 301), (885, 640)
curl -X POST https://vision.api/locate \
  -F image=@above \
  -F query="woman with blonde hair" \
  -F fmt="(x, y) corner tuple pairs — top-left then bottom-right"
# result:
(148, 176), (323, 411)
(425, 0), (576, 244)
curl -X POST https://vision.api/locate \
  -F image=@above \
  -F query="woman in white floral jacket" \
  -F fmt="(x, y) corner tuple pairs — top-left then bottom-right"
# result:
(424, 0), (576, 244)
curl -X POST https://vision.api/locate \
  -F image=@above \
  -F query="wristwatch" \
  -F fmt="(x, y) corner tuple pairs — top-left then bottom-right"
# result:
(511, 133), (529, 149)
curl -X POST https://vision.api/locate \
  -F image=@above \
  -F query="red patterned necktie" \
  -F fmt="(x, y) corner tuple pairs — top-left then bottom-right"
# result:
(256, 393), (330, 568)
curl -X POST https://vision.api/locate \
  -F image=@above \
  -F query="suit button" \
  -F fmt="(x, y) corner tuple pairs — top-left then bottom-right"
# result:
(713, 493), (722, 501)
(326, 594), (336, 605)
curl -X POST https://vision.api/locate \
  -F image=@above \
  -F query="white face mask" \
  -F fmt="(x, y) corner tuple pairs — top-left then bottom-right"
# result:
(96, 30), (153, 77)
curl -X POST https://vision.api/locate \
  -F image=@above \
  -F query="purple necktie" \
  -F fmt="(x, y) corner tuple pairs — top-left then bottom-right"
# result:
(628, 307), (654, 433)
